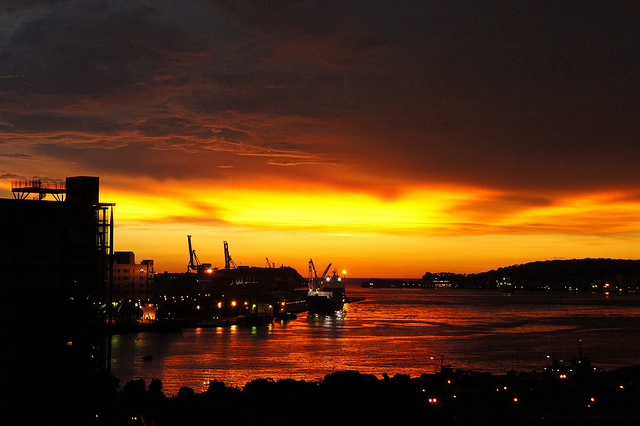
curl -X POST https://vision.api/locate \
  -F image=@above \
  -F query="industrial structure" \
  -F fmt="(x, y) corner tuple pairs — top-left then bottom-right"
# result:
(187, 235), (213, 274)
(224, 240), (237, 269)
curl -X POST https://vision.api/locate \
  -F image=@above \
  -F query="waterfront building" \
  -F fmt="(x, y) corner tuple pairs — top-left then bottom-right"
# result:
(113, 251), (155, 302)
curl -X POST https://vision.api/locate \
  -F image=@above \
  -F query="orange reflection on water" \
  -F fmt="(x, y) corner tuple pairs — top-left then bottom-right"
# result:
(111, 287), (640, 395)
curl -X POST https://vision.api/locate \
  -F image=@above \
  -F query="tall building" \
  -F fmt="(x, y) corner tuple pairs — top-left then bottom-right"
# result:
(0, 176), (115, 420)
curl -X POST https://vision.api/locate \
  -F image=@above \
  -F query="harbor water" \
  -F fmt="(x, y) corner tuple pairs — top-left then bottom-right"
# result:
(111, 286), (640, 395)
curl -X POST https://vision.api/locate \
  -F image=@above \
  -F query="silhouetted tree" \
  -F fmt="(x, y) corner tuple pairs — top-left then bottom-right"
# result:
(148, 378), (164, 398)
(177, 386), (194, 399)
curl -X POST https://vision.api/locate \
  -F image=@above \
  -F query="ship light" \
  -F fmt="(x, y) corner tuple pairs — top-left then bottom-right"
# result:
(217, 302), (222, 308)
(231, 301), (237, 307)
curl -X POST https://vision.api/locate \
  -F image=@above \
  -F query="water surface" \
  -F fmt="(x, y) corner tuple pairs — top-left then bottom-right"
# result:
(111, 287), (640, 394)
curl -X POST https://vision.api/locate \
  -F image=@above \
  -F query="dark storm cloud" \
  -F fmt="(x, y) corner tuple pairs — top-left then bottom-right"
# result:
(212, 127), (249, 142)
(198, 68), (392, 119)
(3, 110), (130, 134)
(345, 1), (640, 191)
(205, 1), (640, 138)
(138, 116), (208, 138)
(1, 0), (73, 11)
(0, 154), (31, 159)
(33, 141), (226, 180)
(1, 2), (208, 98)
(207, 0), (393, 69)
(1, 0), (639, 193)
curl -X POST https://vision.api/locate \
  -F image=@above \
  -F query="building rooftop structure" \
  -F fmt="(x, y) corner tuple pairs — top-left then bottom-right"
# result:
(2, 176), (114, 295)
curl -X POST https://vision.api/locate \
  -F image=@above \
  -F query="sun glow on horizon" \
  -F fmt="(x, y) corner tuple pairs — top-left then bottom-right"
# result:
(94, 180), (640, 277)
(3, 176), (640, 277)
(103, 182), (640, 237)
(102, 183), (499, 235)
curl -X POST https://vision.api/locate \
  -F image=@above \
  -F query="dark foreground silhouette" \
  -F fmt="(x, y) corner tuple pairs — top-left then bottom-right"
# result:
(13, 365), (639, 426)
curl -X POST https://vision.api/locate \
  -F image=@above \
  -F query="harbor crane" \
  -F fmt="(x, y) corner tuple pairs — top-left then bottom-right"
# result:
(187, 235), (212, 274)
(224, 241), (238, 269)
(308, 259), (331, 291)
(320, 263), (332, 280)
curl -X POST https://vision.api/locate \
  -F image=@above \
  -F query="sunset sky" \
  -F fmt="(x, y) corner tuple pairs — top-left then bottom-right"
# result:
(1, 1), (639, 278)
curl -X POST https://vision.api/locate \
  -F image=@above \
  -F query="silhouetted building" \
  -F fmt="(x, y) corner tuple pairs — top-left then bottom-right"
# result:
(1, 176), (113, 294)
(0, 176), (114, 418)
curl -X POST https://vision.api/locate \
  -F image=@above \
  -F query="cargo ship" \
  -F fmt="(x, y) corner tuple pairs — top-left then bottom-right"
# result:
(307, 260), (346, 315)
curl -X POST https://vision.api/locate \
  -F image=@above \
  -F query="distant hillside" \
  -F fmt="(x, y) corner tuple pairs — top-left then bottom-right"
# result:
(422, 258), (640, 291)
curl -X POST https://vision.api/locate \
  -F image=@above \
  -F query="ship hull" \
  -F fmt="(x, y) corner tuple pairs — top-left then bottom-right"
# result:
(307, 294), (344, 315)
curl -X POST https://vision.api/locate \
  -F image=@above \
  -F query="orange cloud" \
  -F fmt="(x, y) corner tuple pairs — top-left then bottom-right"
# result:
(95, 178), (640, 277)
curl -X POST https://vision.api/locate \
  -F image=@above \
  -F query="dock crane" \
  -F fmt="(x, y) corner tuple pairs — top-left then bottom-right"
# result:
(308, 259), (318, 290)
(320, 263), (332, 281)
(223, 241), (237, 269)
(308, 259), (331, 291)
(187, 235), (213, 274)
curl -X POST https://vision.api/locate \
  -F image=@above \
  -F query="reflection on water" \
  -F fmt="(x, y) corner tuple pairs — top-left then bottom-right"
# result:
(111, 287), (640, 395)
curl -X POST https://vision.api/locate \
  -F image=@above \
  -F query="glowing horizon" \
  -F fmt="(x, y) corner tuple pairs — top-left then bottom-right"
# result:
(91, 179), (640, 278)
